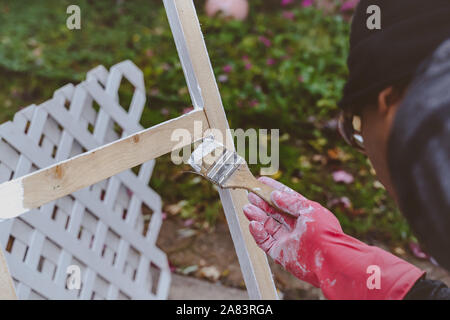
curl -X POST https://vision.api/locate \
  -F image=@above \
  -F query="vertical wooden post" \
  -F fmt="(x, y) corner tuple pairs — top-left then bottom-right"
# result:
(0, 247), (17, 300)
(164, 0), (278, 299)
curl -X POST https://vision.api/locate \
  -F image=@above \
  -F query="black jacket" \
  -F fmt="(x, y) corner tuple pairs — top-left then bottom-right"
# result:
(388, 38), (450, 299)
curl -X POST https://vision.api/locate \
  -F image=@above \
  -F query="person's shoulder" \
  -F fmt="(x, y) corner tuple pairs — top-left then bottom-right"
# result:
(390, 37), (450, 148)
(387, 37), (450, 272)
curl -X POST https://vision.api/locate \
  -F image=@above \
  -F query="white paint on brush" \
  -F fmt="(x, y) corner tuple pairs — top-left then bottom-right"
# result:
(0, 178), (27, 219)
(188, 136), (223, 172)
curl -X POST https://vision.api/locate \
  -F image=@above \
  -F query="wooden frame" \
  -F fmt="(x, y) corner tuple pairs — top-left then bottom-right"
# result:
(163, 0), (277, 299)
(0, 110), (208, 219)
(0, 0), (277, 299)
(0, 246), (16, 299)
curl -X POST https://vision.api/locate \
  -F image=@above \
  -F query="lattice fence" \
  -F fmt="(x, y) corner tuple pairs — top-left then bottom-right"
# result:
(0, 60), (170, 299)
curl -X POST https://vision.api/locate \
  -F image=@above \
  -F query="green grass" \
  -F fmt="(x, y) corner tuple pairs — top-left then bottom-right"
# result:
(0, 0), (413, 246)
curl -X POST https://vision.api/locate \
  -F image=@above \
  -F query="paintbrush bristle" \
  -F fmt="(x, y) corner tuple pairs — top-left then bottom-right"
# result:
(188, 136), (224, 173)
(188, 137), (246, 187)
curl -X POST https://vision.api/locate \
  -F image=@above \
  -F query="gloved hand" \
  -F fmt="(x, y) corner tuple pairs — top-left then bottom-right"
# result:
(243, 177), (425, 300)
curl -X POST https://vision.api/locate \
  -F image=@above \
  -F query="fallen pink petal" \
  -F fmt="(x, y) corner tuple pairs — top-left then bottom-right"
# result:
(184, 219), (195, 227)
(301, 0), (313, 8)
(282, 11), (295, 20)
(218, 74), (228, 82)
(160, 107), (169, 116)
(223, 64), (233, 73)
(205, 0), (249, 21)
(259, 36), (272, 48)
(332, 170), (354, 184)
(249, 99), (259, 108)
(409, 242), (430, 260)
(341, 0), (359, 12)
(281, 0), (294, 6)
(182, 106), (194, 114)
(328, 196), (352, 209)
(266, 58), (276, 66)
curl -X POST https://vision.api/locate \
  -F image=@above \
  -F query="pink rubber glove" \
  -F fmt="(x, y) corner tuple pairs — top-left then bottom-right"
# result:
(243, 177), (425, 300)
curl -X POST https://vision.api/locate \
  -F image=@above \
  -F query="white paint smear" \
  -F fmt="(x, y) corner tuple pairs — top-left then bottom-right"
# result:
(188, 137), (223, 172)
(0, 178), (27, 219)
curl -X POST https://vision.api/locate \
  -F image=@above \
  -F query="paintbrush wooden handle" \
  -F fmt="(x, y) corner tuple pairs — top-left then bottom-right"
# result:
(222, 164), (291, 215)
(246, 177), (278, 209)
(246, 179), (298, 218)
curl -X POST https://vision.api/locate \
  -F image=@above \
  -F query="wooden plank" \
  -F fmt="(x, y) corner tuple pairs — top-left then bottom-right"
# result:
(164, 0), (278, 299)
(0, 247), (17, 300)
(0, 109), (208, 219)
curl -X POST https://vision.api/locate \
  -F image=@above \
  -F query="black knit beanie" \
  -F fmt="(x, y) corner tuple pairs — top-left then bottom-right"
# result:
(339, 0), (450, 112)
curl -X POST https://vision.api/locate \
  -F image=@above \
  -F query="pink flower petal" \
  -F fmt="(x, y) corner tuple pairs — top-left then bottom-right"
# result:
(184, 219), (194, 227)
(182, 106), (194, 114)
(281, 0), (294, 6)
(282, 11), (295, 20)
(328, 196), (352, 209)
(266, 58), (276, 66)
(332, 170), (354, 184)
(301, 0), (313, 8)
(409, 242), (430, 260)
(258, 36), (272, 48)
(249, 99), (259, 108)
(341, 0), (359, 12)
(218, 74), (228, 82)
(205, 0), (249, 21)
(223, 64), (233, 73)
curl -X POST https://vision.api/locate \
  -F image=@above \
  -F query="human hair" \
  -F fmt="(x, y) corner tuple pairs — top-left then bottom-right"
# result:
(353, 77), (412, 116)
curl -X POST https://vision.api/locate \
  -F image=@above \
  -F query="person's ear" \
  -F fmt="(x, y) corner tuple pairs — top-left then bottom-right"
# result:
(377, 86), (400, 119)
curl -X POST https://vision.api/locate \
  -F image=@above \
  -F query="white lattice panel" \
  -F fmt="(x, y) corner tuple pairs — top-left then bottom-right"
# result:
(0, 60), (170, 300)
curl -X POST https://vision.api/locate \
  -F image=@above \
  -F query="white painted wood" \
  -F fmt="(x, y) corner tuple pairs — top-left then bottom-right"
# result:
(0, 61), (171, 299)
(164, 0), (278, 299)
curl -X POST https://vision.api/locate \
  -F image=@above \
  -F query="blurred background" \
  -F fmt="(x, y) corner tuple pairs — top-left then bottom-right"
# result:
(0, 0), (446, 299)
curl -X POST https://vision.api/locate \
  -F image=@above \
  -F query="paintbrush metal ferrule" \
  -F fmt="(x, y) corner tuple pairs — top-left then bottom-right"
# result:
(207, 150), (245, 186)
(188, 137), (245, 187)
(187, 138), (290, 219)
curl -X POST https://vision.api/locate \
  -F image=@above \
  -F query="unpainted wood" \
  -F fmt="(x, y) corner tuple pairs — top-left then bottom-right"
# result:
(0, 247), (17, 300)
(18, 109), (208, 212)
(223, 164), (276, 209)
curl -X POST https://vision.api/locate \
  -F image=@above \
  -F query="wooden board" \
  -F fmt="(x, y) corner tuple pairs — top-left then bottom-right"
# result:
(0, 247), (16, 299)
(0, 109), (208, 219)
(164, 0), (278, 299)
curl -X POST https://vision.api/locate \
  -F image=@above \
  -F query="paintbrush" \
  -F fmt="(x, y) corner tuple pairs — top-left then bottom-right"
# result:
(188, 136), (285, 214)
